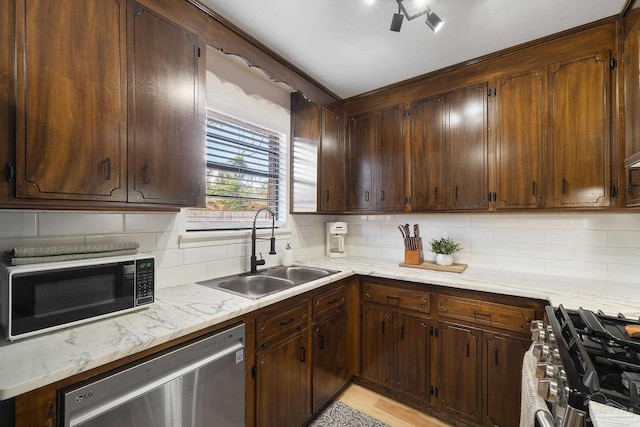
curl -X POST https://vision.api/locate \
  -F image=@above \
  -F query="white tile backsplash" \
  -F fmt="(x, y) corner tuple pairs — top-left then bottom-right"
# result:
(339, 212), (640, 284)
(0, 210), (638, 285)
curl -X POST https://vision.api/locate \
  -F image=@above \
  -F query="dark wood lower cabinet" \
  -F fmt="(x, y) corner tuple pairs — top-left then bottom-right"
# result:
(437, 321), (482, 424)
(255, 329), (311, 427)
(361, 304), (394, 387)
(312, 309), (349, 412)
(483, 332), (530, 427)
(395, 313), (430, 400)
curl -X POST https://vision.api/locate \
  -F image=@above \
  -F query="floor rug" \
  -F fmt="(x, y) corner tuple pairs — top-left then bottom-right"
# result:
(309, 401), (392, 427)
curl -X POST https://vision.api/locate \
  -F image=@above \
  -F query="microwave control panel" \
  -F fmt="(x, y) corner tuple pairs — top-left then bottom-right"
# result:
(135, 258), (155, 305)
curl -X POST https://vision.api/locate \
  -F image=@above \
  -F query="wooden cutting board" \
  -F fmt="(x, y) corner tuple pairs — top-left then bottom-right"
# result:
(399, 261), (468, 273)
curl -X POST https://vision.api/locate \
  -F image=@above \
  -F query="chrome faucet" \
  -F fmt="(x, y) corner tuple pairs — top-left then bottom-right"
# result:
(250, 207), (277, 273)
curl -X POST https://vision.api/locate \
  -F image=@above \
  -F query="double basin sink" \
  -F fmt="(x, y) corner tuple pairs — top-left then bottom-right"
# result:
(197, 265), (340, 299)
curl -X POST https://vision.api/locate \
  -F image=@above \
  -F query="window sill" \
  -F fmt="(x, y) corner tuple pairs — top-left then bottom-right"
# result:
(179, 228), (292, 249)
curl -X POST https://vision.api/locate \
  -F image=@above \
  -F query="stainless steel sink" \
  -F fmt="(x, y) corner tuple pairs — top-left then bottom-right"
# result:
(216, 275), (295, 299)
(263, 266), (331, 284)
(197, 265), (339, 299)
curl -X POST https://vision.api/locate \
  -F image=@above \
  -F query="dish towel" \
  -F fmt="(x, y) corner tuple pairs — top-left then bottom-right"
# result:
(520, 345), (553, 427)
(5, 242), (139, 265)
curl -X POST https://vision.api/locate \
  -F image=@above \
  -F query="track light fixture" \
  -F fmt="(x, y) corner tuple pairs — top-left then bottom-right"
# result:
(390, 5), (404, 32)
(390, 0), (443, 33)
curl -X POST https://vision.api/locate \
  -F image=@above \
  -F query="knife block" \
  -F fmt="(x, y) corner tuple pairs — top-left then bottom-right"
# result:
(403, 238), (424, 265)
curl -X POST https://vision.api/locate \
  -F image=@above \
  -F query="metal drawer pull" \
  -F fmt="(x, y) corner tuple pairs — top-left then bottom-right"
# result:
(280, 318), (295, 326)
(327, 298), (339, 305)
(473, 311), (491, 318)
(299, 346), (306, 362)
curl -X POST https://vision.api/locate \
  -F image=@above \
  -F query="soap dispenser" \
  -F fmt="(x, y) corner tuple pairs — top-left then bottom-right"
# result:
(282, 243), (293, 267)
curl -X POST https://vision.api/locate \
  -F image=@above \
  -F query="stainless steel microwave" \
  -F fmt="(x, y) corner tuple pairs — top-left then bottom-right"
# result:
(0, 254), (154, 341)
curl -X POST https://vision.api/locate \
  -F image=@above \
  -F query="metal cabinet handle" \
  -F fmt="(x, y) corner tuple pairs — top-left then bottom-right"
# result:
(325, 190), (330, 202)
(381, 320), (385, 335)
(401, 325), (405, 339)
(562, 178), (567, 194)
(4, 162), (15, 183)
(473, 311), (491, 318)
(144, 163), (151, 184)
(434, 187), (438, 201)
(380, 190), (385, 201)
(104, 158), (111, 180)
(494, 348), (499, 365)
(299, 346), (306, 362)
(455, 185), (459, 199)
(365, 191), (370, 201)
(532, 180), (537, 196)
(319, 334), (324, 350)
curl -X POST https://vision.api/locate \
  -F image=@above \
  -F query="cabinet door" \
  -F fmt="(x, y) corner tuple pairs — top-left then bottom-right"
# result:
(256, 330), (310, 427)
(361, 304), (394, 387)
(395, 313), (430, 400)
(447, 84), (489, 210)
(312, 310), (348, 412)
(437, 321), (482, 424)
(624, 19), (640, 166)
(290, 92), (320, 213)
(0, 0), (14, 201)
(411, 95), (446, 211)
(495, 70), (546, 209)
(483, 332), (530, 427)
(15, 0), (127, 201)
(319, 108), (344, 212)
(347, 112), (374, 210)
(626, 168), (640, 207)
(127, 1), (205, 206)
(374, 105), (405, 210)
(548, 52), (611, 208)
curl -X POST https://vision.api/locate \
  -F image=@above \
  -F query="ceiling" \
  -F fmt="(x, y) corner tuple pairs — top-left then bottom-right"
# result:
(199, 0), (627, 99)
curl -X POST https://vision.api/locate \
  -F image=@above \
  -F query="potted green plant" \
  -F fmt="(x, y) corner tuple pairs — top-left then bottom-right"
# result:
(428, 237), (462, 266)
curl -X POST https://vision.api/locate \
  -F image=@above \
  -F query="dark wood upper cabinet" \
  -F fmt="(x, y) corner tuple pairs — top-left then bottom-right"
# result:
(410, 95), (446, 211)
(347, 112), (375, 210)
(548, 52), (611, 208)
(625, 15), (640, 176)
(0, 0), (15, 201)
(447, 84), (489, 210)
(290, 92), (344, 213)
(374, 105), (405, 210)
(347, 105), (405, 212)
(15, 0), (127, 202)
(9, 0), (205, 208)
(127, 0), (205, 206)
(494, 70), (546, 209)
(319, 108), (345, 212)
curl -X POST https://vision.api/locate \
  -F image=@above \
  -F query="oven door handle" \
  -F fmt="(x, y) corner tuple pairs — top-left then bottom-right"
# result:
(535, 410), (554, 427)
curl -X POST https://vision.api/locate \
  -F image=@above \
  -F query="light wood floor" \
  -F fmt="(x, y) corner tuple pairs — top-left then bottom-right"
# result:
(337, 384), (453, 427)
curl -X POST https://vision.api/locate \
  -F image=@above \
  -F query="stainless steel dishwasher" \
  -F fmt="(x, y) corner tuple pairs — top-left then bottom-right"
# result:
(59, 323), (245, 427)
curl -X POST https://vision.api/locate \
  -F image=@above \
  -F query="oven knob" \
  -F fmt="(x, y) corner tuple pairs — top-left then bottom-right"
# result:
(537, 379), (559, 402)
(535, 363), (557, 379)
(558, 369), (567, 383)
(533, 343), (551, 361)
(552, 348), (561, 361)
(530, 321), (544, 342)
(531, 320), (544, 331)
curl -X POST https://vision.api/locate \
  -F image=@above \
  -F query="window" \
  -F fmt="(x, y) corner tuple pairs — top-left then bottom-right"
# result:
(186, 111), (286, 230)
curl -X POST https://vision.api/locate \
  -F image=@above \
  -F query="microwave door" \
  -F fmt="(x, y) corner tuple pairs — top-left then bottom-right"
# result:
(10, 263), (134, 337)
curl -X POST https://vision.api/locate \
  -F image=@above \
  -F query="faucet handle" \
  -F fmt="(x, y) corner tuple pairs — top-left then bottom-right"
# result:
(257, 252), (266, 266)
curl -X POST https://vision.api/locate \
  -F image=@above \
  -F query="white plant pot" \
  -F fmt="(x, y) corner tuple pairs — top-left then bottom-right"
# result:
(435, 254), (454, 266)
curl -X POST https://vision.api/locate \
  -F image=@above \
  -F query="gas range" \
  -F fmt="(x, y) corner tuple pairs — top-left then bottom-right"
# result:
(531, 305), (640, 426)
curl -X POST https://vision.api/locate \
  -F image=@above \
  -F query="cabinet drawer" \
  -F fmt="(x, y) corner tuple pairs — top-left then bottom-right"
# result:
(362, 283), (430, 314)
(437, 295), (534, 333)
(312, 287), (346, 321)
(256, 300), (308, 347)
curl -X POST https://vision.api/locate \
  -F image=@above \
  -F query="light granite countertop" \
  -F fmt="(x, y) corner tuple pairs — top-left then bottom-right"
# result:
(0, 256), (637, 401)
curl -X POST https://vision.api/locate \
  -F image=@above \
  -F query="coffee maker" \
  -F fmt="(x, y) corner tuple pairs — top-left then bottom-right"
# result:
(326, 222), (347, 258)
